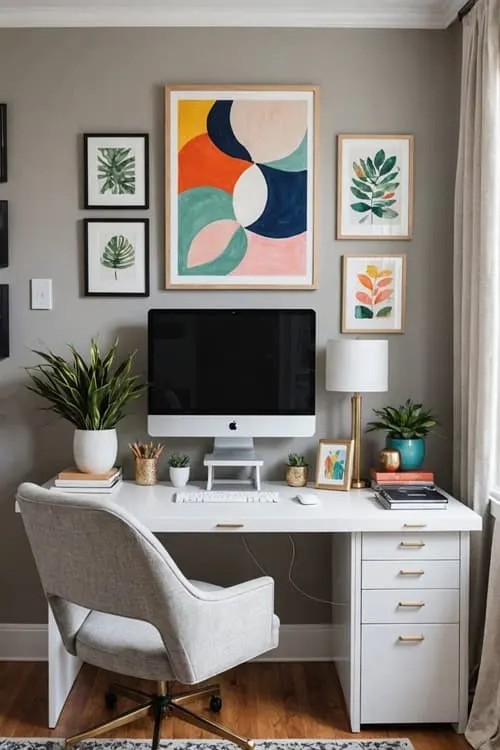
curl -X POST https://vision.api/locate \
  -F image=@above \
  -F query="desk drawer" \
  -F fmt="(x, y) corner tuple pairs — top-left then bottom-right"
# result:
(362, 532), (459, 560)
(362, 588), (459, 624)
(361, 623), (459, 724)
(362, 559), (460, 589)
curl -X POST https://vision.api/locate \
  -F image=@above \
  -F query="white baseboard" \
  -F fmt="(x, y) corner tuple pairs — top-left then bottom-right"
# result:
(0, 624), (48, 661)
(0, 623), (340, 662)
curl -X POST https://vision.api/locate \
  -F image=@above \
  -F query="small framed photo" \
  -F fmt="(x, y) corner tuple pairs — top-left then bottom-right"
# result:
(84, 133), (149, 209)
(0, 104), (7, 183)
(0, 284), (9, 358)
(84, 219), (149, 297)
(315, 439), (354, 491)
(342, 254), (406, 333)
(337, 134), (413, 240)
(0, 201), (7, 268)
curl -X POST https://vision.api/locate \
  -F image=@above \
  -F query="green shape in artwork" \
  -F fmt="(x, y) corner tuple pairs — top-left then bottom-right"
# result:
(355, 305), (373, 319)
(183, 226), (248, 276)
(264, 133), (308, 173)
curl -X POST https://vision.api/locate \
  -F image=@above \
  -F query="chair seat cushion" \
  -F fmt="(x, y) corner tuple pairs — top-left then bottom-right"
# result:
(75, 579), (223, 681)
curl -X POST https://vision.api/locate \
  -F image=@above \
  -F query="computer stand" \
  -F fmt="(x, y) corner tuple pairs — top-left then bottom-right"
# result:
(203, 438), (263, 490)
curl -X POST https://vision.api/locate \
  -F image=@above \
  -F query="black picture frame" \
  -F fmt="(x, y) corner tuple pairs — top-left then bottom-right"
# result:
(0, 104), (7, 183)
(83, 133), (149, 209)
(84, 218), (150, 297)
(0, 201), (8, 268)
(0, 285), (10, 358)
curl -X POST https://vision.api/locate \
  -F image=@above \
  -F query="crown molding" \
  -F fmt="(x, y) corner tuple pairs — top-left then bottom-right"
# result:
(442, 0), (464, 25)
(0, 4), (457, 29)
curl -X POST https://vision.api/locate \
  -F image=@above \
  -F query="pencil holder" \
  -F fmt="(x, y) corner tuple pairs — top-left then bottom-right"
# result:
(135, 457), (158, 486)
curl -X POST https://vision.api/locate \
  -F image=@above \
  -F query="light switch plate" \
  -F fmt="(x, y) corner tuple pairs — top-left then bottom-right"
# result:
(31, 278), (53, 310)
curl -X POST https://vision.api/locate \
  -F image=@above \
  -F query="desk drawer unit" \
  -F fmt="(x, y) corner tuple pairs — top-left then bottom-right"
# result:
(359, 530), (464, 727)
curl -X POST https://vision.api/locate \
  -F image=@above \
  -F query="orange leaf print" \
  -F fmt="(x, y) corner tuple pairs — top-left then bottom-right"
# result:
(357, 274), (373, 290)
(374, 288), (393, 305)
(377, 277), (393, 289)
(356, 291), (372, 305)
(366, 265), (379, 279)
(383, 192), (395, 199)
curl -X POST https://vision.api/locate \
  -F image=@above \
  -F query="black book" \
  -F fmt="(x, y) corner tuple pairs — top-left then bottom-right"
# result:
(379, 485), (448, 503)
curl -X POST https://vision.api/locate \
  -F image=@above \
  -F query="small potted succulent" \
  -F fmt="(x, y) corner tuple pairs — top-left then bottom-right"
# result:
(286, 452), (308, 487)
(168, 453), (190, 488)
(366, 398), (439, 471)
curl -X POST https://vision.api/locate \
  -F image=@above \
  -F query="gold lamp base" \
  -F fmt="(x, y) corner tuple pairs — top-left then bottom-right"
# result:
(350, 392), (366, 490)
(351, 478), (367, 489)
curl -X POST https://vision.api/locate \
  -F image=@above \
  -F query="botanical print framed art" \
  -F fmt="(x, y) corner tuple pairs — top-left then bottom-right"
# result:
(315, 439), (354, 491)
(165, 84), (318, 289)
(337, 134), (413, 240)
(84, 133), (149, 209)
(0, 104), (7, 183)
(0, 201), (7, 268)
(84, 219), (149, 297)
(342, 254), (406, 333)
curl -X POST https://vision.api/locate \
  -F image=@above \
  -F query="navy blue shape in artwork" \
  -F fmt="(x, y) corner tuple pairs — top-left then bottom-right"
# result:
(246, 165), (307, 239)
(206, 101), (252, 162)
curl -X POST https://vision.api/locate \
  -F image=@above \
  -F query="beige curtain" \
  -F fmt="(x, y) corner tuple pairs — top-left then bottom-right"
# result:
(453, 0), (500, 747)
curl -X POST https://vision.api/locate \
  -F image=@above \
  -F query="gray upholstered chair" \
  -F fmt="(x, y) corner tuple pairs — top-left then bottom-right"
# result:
(16, 482), (279, 750)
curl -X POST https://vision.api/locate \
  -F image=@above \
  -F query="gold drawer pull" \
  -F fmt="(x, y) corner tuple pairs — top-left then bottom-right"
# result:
(398, 601), (425, 608)
(399, 541), (426, 548)
(398, 635), (425, 643)
(403, 523), (427, 528)
(216, 523), (244, 528)
(399, 569), (425, 576)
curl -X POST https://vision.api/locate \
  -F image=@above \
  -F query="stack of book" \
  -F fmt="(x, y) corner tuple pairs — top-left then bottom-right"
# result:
(51, 466), (122, 493)
(370, 469), (435, 487)
(374, 484), (448, 510)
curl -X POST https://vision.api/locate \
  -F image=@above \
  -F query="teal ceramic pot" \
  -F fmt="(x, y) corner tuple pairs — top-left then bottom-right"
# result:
(386, 437), (425, 471)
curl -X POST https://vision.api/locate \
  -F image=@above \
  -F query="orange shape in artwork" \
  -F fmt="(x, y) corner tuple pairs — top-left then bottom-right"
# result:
(178, 133), (251, 194)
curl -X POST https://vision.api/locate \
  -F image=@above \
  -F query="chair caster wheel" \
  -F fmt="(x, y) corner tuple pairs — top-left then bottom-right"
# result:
(105, 691), (117, 710)
(209, 695), (222, 712)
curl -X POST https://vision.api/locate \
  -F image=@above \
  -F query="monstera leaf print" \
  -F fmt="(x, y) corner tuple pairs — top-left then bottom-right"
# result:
(101, 235), (135, 280)
(97, 147), (136, 195)
(355, 264), (394, 319)
(351, 150), (400, 224)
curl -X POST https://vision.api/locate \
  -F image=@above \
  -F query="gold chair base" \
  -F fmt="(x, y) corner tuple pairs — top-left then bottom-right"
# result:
(65, 681), (254, 750)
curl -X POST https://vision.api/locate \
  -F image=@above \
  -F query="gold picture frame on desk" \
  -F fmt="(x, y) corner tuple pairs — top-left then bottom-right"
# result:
(315, 438), (354, 491)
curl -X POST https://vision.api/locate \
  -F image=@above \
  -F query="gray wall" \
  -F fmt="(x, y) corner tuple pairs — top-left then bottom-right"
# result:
(0, 26), (460, 624)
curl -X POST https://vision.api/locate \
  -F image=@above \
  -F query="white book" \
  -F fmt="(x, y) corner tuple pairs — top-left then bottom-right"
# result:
(50, 479), (122, 494)
(54, 471), (121, 488)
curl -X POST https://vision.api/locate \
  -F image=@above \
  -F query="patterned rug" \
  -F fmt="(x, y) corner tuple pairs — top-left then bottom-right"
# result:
(0, 740), (414, 750)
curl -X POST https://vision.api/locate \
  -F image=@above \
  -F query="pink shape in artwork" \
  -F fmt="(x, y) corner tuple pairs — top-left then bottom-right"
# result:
(187, 219), (241, 268)
(232, 231), (307, 276)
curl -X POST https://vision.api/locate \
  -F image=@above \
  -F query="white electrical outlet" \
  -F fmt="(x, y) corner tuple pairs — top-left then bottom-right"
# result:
(31, 279), (53, 310)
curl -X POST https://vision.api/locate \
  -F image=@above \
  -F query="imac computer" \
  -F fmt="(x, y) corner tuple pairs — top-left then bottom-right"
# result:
(148, 309), (316, 460)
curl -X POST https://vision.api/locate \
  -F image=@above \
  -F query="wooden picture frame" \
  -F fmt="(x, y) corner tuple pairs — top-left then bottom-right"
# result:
(0, 104), (7, 183)
(0, 201), (7, 268)
(315, 439), (354, 491)
(341, 254), (406, 334)
(337, 134), (414, 240)
(84, 218), (149, 297)
(165, 84), (319, 290)
(83, 133), (149, 209)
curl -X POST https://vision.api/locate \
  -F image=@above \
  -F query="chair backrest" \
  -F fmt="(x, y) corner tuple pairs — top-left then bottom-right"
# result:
(16, 481), (210, 683)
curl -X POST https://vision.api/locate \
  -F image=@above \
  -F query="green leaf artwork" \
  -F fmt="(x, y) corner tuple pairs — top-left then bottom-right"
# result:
(97, 147), (136, 195)
(351, 150), (400, 224)
(101, 235), (135, 280)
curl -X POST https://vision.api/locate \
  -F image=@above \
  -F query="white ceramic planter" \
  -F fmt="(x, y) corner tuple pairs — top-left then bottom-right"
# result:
(169, 466), (190, 488)
(73, 429), (118, 474)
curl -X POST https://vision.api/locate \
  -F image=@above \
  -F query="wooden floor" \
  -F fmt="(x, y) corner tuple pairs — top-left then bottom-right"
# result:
(0, 662), (469, 750)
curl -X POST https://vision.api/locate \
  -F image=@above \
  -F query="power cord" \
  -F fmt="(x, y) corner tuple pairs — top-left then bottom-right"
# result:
(241, 534), (345, 607)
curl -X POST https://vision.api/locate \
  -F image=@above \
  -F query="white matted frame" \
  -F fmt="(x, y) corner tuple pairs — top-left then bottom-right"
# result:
(315, 439), (354, 491)
(165, 84), (318, 290)
(84, 133), (149, 209)
(337, 134), (413, 240)
(84, 218), (149, 297)
(342, 254), (406, 334)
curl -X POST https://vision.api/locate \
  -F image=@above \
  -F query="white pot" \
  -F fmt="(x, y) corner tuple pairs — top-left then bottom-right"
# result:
(169, 466), (190, 488)
(73, 429), (118, 474)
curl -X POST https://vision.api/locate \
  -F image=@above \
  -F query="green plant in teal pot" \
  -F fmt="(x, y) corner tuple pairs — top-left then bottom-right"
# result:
(366, 398), (438, 471)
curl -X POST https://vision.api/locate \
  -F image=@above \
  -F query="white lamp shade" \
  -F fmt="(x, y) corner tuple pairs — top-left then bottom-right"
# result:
(326, 339), (388, 393)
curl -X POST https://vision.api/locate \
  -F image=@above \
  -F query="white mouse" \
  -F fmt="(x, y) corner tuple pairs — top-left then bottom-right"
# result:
(296, 492), (320, 505)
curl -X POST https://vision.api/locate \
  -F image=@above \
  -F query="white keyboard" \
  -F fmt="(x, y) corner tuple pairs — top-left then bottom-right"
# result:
(174, 490), (280, 503)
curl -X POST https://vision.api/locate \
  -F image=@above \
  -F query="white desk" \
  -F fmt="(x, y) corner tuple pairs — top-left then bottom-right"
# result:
(28, 481), (482, 732)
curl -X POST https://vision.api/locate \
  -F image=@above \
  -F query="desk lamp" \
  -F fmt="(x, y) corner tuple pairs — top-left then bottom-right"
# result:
(326, 339), (388, 489)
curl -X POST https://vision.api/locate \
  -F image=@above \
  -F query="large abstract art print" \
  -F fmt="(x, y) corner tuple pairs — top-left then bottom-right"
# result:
(165, 85), (318, 289)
